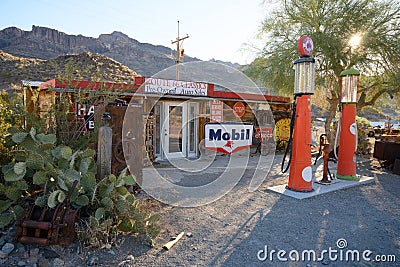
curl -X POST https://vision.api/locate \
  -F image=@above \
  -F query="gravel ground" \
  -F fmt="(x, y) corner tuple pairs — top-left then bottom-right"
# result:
(1, 154), (399, 267)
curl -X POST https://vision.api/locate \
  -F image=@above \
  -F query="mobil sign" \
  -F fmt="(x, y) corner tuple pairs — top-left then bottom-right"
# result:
(204, 122), (253, 154)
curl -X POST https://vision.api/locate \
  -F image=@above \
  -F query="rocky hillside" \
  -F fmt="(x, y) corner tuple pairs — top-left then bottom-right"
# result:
(0, 25), (239, 78)
(0, 50), (138, 90)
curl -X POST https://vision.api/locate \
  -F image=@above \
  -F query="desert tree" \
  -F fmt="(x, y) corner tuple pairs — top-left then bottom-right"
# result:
(246, 0), (400, 144)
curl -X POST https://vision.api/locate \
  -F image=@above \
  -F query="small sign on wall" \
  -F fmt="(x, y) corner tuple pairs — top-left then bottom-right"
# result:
(75, 103), (95, 131)
(233, 102), (245, 118)
(254, 127), (274, 142)
(210, 100), (224, 122)
(144, 77), (208, 96)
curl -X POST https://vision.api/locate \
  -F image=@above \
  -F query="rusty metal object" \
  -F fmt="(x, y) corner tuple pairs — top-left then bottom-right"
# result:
(374, 140), (400, 166)
(393, 158), (400, 175)
(320, 134), (331, 183)
(314, 134), (333, 183)
(14, 181), (80, 247)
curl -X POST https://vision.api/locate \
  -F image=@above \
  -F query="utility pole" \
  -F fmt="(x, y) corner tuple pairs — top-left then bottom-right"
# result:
(171, 21), (189, 80)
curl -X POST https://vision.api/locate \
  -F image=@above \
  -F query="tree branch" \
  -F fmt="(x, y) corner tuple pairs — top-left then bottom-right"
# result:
(357, 86), (399, 111)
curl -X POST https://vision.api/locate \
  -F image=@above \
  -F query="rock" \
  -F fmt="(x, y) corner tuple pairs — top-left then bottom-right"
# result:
(186, 232), (193, 238)
(321, 258), (330, 265)
(21, 251), (29, 259)
(0, 242), (15, 258)
(30, 248), (40, 258)
(17, 260), (26, 266)
(15, 243), (26, 253)
(43, 248), (59, 259)
(108, 249), (116, 255)
(0, 236), (5, 247)
(28, 247), (41, 265)
(52, 258), (64, 267)
(118, 261), (134, 267)
(126, 255), (134, 261)
(0, 251), (8, 259)
(87, 256), (98, 266)
(37, 257), (50, 267)
(105, 244), (112, 249)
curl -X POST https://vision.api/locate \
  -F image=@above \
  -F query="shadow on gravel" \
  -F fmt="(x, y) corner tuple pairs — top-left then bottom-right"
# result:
(210, 172), (400, 267)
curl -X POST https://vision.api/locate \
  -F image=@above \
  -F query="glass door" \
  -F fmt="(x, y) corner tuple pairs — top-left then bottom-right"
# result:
(162, 102), (187, 159)
(187, 103), (199, 158)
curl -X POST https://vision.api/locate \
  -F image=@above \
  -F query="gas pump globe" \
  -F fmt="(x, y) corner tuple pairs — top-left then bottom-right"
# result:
(294, 57), (315, 95)
(336, 68), (360, 180)
(340, 69), (360, 103)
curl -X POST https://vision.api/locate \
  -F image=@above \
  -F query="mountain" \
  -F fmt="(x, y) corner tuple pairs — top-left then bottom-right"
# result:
(0, 25), (240, 78)
(0, 50), (138, 90)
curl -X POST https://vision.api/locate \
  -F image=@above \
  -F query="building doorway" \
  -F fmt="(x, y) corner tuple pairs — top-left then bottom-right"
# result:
(159, 101), (199, 160)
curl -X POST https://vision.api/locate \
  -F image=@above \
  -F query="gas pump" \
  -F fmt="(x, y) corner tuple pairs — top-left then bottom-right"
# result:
(281, 36), (315, 192)
(336, 69), (360, 180)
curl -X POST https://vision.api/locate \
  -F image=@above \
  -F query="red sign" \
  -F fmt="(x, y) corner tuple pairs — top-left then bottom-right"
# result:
(233, 102), (245, 117)
(297, 36), (314, 57)
(210, 100), (224, 122)
(254, 127), (273, 142)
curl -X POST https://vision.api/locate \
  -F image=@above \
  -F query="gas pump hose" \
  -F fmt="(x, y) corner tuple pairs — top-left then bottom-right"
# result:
(281, 97), (297, 173)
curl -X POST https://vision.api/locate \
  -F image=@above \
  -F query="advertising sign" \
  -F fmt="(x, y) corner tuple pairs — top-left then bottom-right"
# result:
(144, 77), (208, 96)
(75, 103), (95, 131)
(254, 127), (274, 142)
(274, 118), (291, 142)
(210, 100), (224, 122)
(204, 122), (253, 154)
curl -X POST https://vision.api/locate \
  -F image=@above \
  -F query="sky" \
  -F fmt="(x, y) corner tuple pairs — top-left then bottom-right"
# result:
(0, 0), (277, 65)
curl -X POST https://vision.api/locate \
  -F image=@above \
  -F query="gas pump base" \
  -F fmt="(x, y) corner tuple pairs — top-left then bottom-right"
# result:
(315, 179), (340, 185)
(286, 185), (314, 193)
(316, 180), (331, 185)
(335, 173), (359, 181)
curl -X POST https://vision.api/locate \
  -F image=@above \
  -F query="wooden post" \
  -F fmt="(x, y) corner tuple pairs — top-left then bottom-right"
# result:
(98, 125), (112, 179)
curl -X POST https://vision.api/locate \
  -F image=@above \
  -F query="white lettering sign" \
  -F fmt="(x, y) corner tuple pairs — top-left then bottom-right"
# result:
(75, 103), (95, 131)
(144, 78), (208, 96)
(210, 100), (224, 122)
(204, 122), (253, 154)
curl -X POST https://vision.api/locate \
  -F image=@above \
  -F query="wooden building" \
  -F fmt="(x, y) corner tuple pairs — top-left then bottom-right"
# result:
(23, 77), (291, 175)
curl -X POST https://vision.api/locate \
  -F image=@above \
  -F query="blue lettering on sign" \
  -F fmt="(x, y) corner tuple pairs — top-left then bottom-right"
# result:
(209, 129), (222, 140)
(209, 128), (250, 141)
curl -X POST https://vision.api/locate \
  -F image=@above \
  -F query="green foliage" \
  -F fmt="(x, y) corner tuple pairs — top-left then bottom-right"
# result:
(249, 0), (400, 93)
(0, 127), (97, 228)
(77, 169), (160, 248)
(356, 116), (372, 154)
(245, 0), (400, 147)
(1, 127), (160, 246)
(0, 91), (23, 165)
(0, 69), (160, 245)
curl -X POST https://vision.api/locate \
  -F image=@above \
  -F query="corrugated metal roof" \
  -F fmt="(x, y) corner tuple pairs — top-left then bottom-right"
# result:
(21, 80), (44, 87)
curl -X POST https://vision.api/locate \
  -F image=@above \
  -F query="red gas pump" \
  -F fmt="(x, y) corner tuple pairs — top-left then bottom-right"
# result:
(282, 36), (315, 192)
(336, 69), (360, 180)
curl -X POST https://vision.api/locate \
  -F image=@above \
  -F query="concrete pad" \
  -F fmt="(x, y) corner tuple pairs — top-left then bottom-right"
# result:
(267, 175), (375, 199)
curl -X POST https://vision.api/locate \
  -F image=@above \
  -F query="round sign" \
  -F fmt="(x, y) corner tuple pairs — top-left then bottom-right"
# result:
(274, 118), (291, 142)
(297, 36), (314, 57)
(233, 102), (245, 117)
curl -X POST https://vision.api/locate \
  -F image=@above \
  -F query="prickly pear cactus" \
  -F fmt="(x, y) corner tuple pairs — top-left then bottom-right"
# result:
(0, 127), (97, 228)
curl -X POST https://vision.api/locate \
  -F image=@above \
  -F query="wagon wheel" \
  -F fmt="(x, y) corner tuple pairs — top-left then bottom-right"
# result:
(113, 140), (126, 163)
(114, 140), (141, 164)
